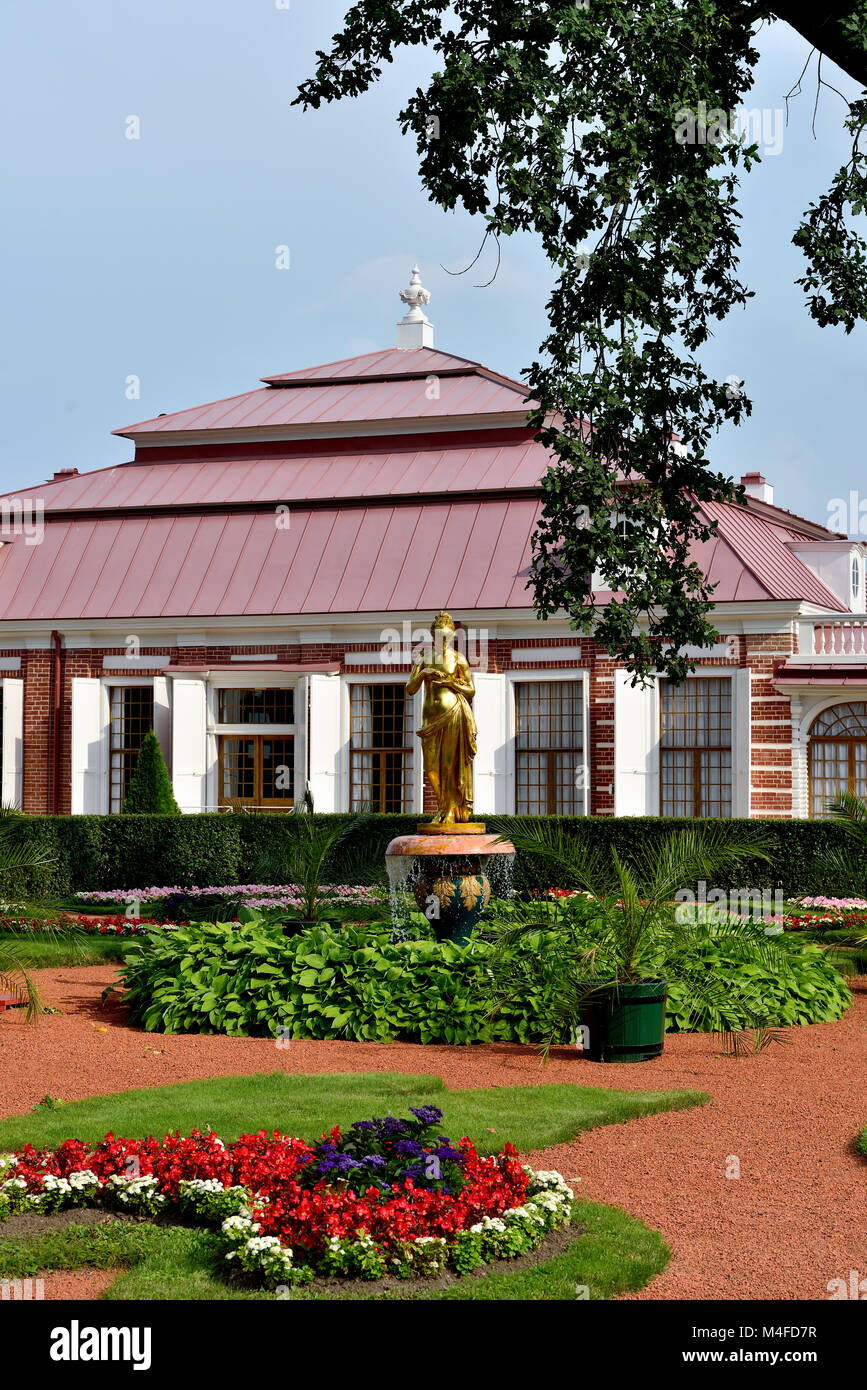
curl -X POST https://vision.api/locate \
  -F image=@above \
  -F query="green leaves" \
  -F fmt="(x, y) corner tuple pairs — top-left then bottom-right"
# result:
(117, 908), (851, 1050)
(293, 1), (867, 681)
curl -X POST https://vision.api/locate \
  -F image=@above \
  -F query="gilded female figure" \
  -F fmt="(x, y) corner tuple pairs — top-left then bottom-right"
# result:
(406, 611), (477, 825)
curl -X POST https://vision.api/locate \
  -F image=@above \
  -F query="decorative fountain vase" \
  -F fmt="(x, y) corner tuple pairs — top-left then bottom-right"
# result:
(386, 825), (515, 945)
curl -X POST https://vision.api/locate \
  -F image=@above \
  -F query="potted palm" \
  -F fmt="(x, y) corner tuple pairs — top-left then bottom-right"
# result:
(239, 792), (379, 936)
(487, 821), (788, 1062)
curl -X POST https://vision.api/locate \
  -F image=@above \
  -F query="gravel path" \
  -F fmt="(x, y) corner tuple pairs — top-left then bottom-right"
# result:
(0, 967), (864, 1300)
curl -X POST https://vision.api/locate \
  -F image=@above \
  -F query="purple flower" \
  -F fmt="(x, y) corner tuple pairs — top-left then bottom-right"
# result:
(409, 1105), (443, 1127)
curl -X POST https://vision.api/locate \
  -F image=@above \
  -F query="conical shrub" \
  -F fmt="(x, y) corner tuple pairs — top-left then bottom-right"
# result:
(121, 730), (181, 815)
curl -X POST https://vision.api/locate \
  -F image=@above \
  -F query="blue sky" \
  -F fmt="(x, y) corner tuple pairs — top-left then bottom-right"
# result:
(2, 3), (865, 532)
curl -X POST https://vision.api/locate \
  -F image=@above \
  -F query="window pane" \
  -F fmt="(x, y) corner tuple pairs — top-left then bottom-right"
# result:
(349, 685), (413, 811)
(810, 741), (850, 817)
(661, 749), (694, 817)
(515, 681), (584, 814)
(110, 686), (154, 813)
(661, 678), (731, 749)
(261, 737), (294, 803)
(699, 749), (732, 818)
(220, 738), (256, 802)
(811, 701), (867, 737)
(660, 678), (732, 817)
(218, 688), (294, 724)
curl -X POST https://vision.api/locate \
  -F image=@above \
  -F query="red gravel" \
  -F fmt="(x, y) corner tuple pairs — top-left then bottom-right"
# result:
(1, 967), (865, 1301)
(38, 1269), (122, 1301)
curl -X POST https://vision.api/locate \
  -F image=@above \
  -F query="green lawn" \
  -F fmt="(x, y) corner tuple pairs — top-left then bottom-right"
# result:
(0, 1070), (699, 1300)
(0, 932), (127, 967)
(0, 1070), (707, 1154)
(0, 1200), (668, 1301)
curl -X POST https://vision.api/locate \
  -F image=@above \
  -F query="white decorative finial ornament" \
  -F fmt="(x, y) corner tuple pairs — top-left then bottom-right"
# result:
(397, 263), (434, 349)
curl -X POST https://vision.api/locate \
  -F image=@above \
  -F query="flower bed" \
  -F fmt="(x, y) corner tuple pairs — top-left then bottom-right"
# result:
(0, 1106), (572, 1287)
(0, 913), (169, 937)
(77, 884), (386, 913)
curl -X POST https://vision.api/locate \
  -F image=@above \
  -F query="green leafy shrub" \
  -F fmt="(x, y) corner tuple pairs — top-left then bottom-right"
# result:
(664, 938), (852, 1031)
(118, 920), (851, 1043)
(857, 1126), (867, 1158)
(121, 733), (180, 815)
(5, 812), (863, 898)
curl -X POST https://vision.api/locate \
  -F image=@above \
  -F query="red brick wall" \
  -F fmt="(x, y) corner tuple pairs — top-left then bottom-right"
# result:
(746, 631), (796, 818)
(8, 633), (797, 818)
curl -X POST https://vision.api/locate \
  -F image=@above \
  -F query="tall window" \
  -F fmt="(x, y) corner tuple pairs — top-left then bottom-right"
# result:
(110, 686), (154, 813)
(350, 684), (413, 811)
(218, 688), (294, 725)
(217, 687), (295, 809)
(809, 702), (867, 817)
(218, 738), (295, 808)
(515, 681), (584, 814)
(660, 677), (731, 817)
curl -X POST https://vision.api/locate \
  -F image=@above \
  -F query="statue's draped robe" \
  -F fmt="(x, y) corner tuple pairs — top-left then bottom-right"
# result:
(417, 684), (476, 822)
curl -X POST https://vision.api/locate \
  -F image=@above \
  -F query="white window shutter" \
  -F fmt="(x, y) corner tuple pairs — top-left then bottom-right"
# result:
(171, 679), (208, 813)
(71, 678), (105, 814)
(293, 677), (309, 802)
(472, 672), (507, 813)
(1, 679), (24, 808)
(308, 674), (341, 811)
(153, 676), (172, 775)
(614, 671), (656, 815)
(733, 668), (751, 817)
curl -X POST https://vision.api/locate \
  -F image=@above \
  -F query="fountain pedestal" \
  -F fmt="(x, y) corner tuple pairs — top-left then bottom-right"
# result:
(385, 826), (515, 945)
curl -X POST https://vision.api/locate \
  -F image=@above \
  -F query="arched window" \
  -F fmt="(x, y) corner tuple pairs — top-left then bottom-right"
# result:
(809, 701), (867, 817)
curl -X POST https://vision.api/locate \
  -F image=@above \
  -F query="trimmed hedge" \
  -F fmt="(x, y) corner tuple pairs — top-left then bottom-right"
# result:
(0, 812), (860, 898)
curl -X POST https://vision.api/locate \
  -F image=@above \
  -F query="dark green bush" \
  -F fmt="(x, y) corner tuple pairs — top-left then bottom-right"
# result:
(121, 732), (181, 815)
(2, 811), (862, 898)
(664, 939), (852, 1031)
(118, 920), (851, 1043)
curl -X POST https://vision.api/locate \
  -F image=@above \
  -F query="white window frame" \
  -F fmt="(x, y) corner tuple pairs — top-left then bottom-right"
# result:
(505, 668), (590, 816)
(0, 678), (24, 809)
(100, 676), (156, 815)
(340, 673), (423, 815)
(205, 674), (302, 812)
(656, 668), (750, 819)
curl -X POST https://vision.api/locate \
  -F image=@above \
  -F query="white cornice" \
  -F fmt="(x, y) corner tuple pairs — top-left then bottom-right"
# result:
(119, 411), (532, 448)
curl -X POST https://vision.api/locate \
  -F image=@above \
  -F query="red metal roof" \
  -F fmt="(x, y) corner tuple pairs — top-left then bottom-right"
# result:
(699, 501), (846, 611)
(0, 499), (540, 621)
(0, 490), (845, 623)
(115, 347), (533, 440)
(2, 436), (548, 513)
(260, 347), (493, 384)
(773, 666), (867, 685)
(0, 343), (851, 625)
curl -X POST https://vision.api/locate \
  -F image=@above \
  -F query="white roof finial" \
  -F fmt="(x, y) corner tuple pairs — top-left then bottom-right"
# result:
(397, 263), (434, 349)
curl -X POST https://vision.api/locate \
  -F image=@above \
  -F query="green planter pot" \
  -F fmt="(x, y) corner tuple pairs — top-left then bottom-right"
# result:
(580, 981), (667, 1063)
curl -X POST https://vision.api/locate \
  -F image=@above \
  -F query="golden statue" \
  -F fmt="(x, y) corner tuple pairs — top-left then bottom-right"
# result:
(406, 611), (480, 828)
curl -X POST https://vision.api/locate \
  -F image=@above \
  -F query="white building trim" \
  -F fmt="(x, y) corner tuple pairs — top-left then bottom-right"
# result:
(503, 666), (590, 816)
(1, 679), (24, 808)
(338, 671), (424, 815)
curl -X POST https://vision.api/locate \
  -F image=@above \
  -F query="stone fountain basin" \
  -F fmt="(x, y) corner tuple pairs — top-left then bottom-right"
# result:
(385, 832), (515, 857)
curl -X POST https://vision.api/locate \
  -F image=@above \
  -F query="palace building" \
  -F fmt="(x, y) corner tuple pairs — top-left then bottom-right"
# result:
(0, 268), (865, 821)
